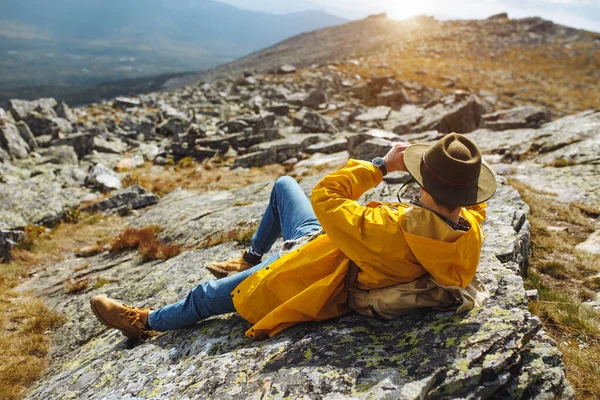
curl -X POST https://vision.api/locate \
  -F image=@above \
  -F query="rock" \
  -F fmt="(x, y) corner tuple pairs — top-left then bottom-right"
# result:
(21, 176), (572, 399)
(346, 129), (402, 153)
(156, 118), (189, 136)
(139, 143), (159, 161)
(285, 92), (309, 106)
(385, 105), (426, 134)
(526, 289), (540, 301)
(23, 112), (73, 137)
(0, 172), (88, 229)
(292, 151), (349, 176)
(412, 93), (486, 133)
(85, 164), (122, 192)
(224, 119), (249, 133)
(116, 156), (144, 171)
(575, 230), (600, 255)
(93, 136), (128, 154)
(113, 97), (142, 109)
(488, 12), (509, 20)
(482, 106), (550, 130)
(349, 137), (394, 161)
(278, 64), (297, 74)
(81, 185), (159, 213)
(8, 98), (57, 121)
(376, 89), (410, 109)
(301, 111), (338, 133)
(0, 230), (25, 263)
(234, 134), (325, 168)
(0, 123), (31, 159)
(306, 137), (347, 154)
(0, 146), (9, 162)
(53, 133), (94, 159)
(0, 107), (15, 124)
(154, 156), (169, 166)
(55, 101), (76, 123)
(253, 114), (277, 137)
(37, 145), (78, 165)
(16, 121), (37, 150)
(354, 106), (392, 122)
(266, 104), (290, 116)
(303, 91), (328, 108)
(95, 174), (122, 192)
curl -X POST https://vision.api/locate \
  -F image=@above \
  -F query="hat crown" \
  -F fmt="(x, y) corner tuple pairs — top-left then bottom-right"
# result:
(423, 134), (481, 186)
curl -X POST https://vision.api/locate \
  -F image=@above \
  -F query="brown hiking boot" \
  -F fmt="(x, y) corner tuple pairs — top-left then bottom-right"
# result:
(90, 295), (151, 338)
(207, 251), (258, 279)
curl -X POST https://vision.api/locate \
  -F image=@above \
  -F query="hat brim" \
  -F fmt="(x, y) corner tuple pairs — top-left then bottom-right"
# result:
(404, 144), (497, 206)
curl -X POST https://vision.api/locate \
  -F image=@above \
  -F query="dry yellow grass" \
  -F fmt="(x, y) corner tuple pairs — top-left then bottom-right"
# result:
(0, 214), (125, 400)
(510, 179), (600, 399)
(110, 226), (183, 261)
(122, 160), (285, 197)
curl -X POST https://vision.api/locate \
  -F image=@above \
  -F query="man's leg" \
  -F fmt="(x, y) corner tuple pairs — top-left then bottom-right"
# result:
(209, 176), (321, 277)
(252, 175), (322, 250)
(148, 253), (279, 331)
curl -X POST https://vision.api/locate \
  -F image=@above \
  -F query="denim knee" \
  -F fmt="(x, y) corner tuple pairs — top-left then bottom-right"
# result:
(274, 175), (298, 191)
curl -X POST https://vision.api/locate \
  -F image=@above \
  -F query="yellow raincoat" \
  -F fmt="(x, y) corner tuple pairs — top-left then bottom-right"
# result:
(232, 159), (487, 339)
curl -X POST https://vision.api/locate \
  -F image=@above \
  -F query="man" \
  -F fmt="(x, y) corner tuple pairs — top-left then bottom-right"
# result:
(91, 133), (496, 339)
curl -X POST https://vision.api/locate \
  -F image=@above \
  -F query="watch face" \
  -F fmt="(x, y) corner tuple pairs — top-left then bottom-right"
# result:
(373, 157), (384, 168)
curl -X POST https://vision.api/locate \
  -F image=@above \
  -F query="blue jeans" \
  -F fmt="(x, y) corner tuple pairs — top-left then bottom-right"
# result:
(148, 176), (322, 332)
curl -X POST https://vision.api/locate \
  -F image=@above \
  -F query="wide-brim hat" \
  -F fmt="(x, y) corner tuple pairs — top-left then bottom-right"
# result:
(404, 133), (496, 206)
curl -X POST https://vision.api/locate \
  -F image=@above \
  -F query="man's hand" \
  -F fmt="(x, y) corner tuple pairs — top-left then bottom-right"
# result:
(383, 143), (410, 173)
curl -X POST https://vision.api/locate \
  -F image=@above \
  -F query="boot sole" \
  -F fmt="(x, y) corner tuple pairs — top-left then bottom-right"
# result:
(89, 298), (141, 339)
(206, 265), (230, 279)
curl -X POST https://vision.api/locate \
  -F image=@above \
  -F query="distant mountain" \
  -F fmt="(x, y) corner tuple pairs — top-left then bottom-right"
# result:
(0, 0), (346, 105)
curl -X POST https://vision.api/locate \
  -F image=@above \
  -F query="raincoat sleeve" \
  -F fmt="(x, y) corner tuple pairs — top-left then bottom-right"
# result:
(311, 159), (403, 264)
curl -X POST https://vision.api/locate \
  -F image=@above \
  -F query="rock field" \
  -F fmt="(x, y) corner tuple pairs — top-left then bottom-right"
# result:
(1, 13), (599, 400)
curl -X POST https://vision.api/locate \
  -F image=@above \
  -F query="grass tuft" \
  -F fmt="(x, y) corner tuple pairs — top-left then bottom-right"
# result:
(110, 226), (182, 261)
(64, 277), (91, 294)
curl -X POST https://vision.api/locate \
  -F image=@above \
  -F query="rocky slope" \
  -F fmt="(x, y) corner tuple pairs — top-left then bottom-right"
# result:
(1, 16), (599, 399)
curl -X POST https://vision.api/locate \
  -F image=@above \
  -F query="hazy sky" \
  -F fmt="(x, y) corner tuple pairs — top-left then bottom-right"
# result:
(221, 0), (600, 32)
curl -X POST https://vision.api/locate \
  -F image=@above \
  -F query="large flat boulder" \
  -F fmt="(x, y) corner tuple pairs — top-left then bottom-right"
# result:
(21, 174), (572, 399)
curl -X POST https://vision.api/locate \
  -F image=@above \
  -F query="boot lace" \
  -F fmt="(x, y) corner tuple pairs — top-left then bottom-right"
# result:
(119, 304), (142, 326)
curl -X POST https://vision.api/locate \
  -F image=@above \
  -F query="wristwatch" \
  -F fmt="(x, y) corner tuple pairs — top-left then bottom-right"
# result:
(371, 157), (387, 176)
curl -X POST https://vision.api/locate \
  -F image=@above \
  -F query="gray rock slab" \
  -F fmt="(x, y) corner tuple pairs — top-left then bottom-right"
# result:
(482, 106), (550, 130)
(354, 106), (392, 122)
(301, 111), (339, 133)
(0, 123), (30, 159)
(8, 98), (58, 121)
(21, 174), (572, 399)
(81, 185), (159, 214)
(0, 172), (88, 229)
(306, 137), (348, 154)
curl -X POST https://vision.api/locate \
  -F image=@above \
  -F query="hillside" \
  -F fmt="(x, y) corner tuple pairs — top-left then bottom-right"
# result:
(192, 13), (600, 118)
(0, 0), (345, 106)
(0, 12), (599, 400)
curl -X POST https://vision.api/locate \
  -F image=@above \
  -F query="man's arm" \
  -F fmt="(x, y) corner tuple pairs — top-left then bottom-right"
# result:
(311, 158), (401, 263)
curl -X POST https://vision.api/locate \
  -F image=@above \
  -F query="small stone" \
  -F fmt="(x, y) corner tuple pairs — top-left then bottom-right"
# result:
(526, 289), (540, 301)
(575, 230), (600, 255)
(278, 64), (297, 74)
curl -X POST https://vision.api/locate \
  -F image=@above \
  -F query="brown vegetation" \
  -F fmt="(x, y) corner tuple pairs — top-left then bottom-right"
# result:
(121, 160), (285, 197)
(336, 41), (600, 117)
(510, 179), (600, 398)
(110, 226), (183, 261)
(64, 276), (91, 294)
(0, 213), (125, 400)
